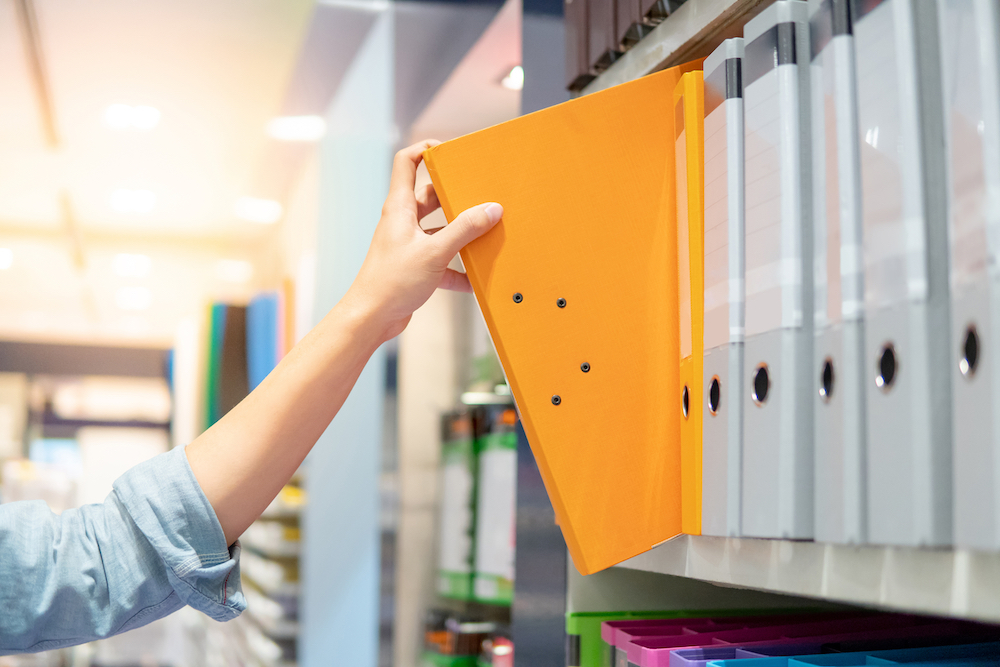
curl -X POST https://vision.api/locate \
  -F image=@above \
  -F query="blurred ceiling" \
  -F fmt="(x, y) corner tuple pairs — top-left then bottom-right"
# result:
(0, 0), (513, 348)
(0, 0), (315, 345)
(0, 0), (313, 237)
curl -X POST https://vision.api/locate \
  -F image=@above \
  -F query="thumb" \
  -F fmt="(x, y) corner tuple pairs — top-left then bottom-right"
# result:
(433, 202), (503, 261)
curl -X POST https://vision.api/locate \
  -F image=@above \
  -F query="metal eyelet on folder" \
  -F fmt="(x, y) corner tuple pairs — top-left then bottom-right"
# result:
(708, 377), (721, 415)
(752, 364), (770, 406)
(580, 362), (590, 373)
(551, 395), (561, 405)
(513, 292), (523, 303)
(875, 344), (897, 392)
(820, 358), (834, 402)
(557, 298), (567, 308)
(961, 325), (980, 378)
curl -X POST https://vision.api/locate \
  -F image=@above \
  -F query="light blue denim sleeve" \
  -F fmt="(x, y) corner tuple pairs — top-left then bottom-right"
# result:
(0, 446), (245, 654)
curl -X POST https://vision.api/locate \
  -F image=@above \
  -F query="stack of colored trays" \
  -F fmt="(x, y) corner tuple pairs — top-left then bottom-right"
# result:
(599, 613), (1000, 667)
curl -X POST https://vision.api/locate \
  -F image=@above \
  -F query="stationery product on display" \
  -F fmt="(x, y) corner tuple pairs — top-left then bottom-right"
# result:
(425, 62), (701, 575)
(675, 69), (705, 535)
(701, 37), (746, 537)
(937, 0), (1000, 550)
(472, 406), (518, 605)
(566, 611), (690, 667)
(437, 411), (477, 600)
(566, 0), (596, 91)
(616, 0), (648, 47)
(853, 0), (952, 546)
(807, 0), (867, 544)
(247, 291), (281, 391)
(589, 0), (621, 71)
(739, 0), (815, 539)
(705, 642), (1000, 667)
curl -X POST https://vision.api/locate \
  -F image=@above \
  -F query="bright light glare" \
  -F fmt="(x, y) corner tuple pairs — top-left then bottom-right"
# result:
(0, 248), (12, 270)
(115, 286), (152, 311)
(104, 104), (161, 130)
(235, 197), (283, 224)
(267, 115), (326, 141)
(501, 65), (524, 91)
(216, 259), (254, 284)
(110, 189), (156, 214)
(112, 253), (152, 278)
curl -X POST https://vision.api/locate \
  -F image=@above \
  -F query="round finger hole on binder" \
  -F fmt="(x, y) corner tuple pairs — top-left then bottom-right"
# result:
(752, 364), (769, 406)
(708, 377), (721, 415)
(820, 358), (834, 402)
(682, 385), (690, 418)
(876, 344), (897, 391)
(961, 325), (980, 378)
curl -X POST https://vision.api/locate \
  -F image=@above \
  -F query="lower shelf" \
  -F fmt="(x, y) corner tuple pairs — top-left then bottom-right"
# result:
(616, 535), (1000, 623)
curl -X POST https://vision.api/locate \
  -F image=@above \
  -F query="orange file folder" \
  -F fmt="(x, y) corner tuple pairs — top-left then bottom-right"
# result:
(424, 61), (700, 575)
(674, 71), (705, 535)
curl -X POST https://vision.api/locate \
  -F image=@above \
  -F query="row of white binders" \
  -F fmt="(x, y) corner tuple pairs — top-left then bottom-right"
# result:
(699, 0), (1000, 549)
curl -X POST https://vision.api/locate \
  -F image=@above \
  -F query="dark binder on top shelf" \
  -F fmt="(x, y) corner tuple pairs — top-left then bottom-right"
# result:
(588, 0), (621, 71)
(566, 0), (595, 91)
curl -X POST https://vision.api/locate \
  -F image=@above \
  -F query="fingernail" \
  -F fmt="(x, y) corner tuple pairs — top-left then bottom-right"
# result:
(485, 203), (503, 223)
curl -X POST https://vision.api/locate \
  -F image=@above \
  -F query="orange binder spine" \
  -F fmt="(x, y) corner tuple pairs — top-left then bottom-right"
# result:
(675, 70), (706, 535)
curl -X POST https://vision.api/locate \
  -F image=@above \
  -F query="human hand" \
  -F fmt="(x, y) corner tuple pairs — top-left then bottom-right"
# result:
(344, 139), (503, 343)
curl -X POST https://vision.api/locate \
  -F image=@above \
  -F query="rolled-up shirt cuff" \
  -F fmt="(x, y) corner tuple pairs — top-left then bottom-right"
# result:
(112, 446), (245, 621)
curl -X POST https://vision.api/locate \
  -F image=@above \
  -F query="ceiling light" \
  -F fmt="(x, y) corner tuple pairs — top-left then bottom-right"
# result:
(501, 65), (523, 91)
(112, 253), (152, 278)
(216, 259), (254, 284)
(115, 286), (152, 311)
(104, 104), (161, 130)
(110, 189), (156, 214)
(0, 248), (12, 270)
(235, 197), (283, 224)
(267, 115), (326, 141)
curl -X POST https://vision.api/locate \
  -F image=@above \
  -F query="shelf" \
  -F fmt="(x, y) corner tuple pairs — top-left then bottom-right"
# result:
(615, 535), (1000, 623)
(581, 0), (769, 95)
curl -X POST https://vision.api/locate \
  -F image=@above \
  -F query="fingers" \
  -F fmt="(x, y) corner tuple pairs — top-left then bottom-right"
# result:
(389, 139), (441, 199)
(439, 268), (473, 293)
(432, 202), (503, 261)
(415, 183), (441, 220)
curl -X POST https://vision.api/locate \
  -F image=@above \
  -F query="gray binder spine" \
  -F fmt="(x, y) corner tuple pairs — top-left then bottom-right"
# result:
(809, 0), (868, 544)
(939, 0), (1000, 549)
(857, 0), (952, 546)
(702, 38), (745, 537)
(740, 0), (815, 539)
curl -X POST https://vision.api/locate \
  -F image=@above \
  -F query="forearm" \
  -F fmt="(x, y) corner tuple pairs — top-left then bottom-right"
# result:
(185, 140), (500, 546)
(186, 295), (387, 545)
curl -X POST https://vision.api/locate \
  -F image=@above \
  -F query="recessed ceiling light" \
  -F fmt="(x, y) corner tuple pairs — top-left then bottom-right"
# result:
(235, 197), (283, 224)
(267, 115), (326, 141)
(115, 286), (152, 311)
(216, 259), (254, 284)
(112, 253), (152, 278)
(110, 189), (156, 214)
(0, 248), (12, 270)
(105, 104), (161, 130)
(500, 65), (523, 91)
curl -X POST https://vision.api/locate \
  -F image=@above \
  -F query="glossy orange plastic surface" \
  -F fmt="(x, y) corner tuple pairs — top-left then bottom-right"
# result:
(424, 62), (700, 575)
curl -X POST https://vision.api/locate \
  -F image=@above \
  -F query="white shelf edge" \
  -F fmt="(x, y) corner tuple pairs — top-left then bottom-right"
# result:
(614, 535), (1000, 623)
(582, 0), (770, 95)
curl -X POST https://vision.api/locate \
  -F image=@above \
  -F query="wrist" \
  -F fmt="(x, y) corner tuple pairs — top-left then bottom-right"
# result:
(332, 288), (396, 347)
